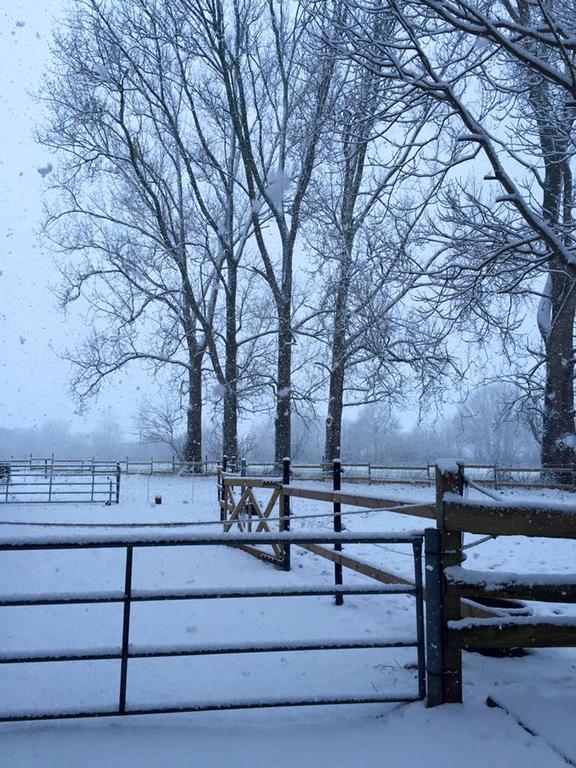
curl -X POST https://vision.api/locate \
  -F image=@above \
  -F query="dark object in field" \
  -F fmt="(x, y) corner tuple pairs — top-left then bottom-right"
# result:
(155, 495), (162, 505)
(0, 463), (10, 484)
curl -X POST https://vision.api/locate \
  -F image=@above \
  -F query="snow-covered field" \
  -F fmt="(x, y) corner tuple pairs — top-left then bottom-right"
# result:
(1, 474), (576, 767)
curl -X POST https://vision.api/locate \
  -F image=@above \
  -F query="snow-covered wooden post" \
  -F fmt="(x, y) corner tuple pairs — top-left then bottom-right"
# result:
(425, 527), (443, 706)
(433, 460), (465, 704)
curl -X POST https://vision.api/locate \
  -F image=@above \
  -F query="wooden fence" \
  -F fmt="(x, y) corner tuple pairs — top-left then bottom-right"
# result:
(427, 461), (576, 705)
(218, 461), (520, 620)
(219, 459), (576, 707)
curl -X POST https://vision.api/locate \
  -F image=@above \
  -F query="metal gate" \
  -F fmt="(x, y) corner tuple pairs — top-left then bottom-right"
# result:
(0, 460), (121, 504)
(0, 528), (425, 722)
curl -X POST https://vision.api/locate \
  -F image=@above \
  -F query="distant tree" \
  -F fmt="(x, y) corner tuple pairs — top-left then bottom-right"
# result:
(136, 400), (185, 461)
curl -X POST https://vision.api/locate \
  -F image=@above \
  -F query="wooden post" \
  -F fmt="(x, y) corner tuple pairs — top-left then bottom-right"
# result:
(333, 458), (343, 605)
(435, 461), (465, 704)
(425, 527), (443, 707)
(282, 457), (291, 571)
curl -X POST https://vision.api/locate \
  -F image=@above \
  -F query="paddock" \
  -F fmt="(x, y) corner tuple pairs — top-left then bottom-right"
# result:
(1, 471), (576, 766)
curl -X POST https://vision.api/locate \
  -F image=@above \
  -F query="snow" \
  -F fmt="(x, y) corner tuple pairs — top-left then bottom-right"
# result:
(265, 169), (291, 210)
(1, 474), (576, 767)
(558, 434), (576, 450)
(489, 683), (576, 765)
(436, 458), (462, 474)
(446, 566), (576, 592)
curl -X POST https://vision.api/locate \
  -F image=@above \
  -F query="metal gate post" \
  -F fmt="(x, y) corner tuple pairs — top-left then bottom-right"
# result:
(119, 545), (134, 714)
(116, 463), (121, 504)
(333, 458), (343, 605)
(282, 457), (291, 571)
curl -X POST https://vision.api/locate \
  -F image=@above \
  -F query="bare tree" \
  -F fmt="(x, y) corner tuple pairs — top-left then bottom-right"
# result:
(335, 0), (576, 475)
(177, 0), (343, 464)
(43, 0), (272, 467)
(304, 32), (457, 459)
(136, 399), (185, 460)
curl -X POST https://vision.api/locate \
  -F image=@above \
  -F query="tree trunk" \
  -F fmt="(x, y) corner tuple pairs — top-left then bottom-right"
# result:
(223, 258), (239, 461)
(325, 355), (345, 463)
(275, 303), (292, 466)
(324, 236), (354, 463)
(183, 354), (203, 471)
(538, 143), (576, 479)
(541, 264), (576, 478)
(324, 272), (350, 462)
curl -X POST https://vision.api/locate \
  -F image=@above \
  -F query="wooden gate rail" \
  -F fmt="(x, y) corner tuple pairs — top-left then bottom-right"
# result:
(426, 461), (576, 707)
(0, 528), (426, 722)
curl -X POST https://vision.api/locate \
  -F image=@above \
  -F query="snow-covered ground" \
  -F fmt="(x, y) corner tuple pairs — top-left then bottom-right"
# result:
(1, 475), (576, 767)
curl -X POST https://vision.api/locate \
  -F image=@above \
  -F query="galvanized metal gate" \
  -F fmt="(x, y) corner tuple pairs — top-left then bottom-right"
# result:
(0, 528), (425, 722)
(0, 460), (121, 504)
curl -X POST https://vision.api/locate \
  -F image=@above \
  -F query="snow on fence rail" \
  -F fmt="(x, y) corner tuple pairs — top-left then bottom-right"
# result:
(0, 527), (426, 722)
(0, 461), (121, 504)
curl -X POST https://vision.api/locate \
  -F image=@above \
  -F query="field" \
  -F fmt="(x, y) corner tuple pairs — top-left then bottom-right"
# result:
(1, 474), (576, 767)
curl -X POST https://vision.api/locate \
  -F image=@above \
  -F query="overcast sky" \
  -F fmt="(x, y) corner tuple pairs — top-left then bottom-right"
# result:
(0, 0), (157, 437)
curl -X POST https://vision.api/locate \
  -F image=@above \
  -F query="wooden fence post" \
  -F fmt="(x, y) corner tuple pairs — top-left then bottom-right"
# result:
(282, 457), (291, 571)
(435, 461), (465, 704)
(425, 527), (443, 707)
(333, 458), (343, 605)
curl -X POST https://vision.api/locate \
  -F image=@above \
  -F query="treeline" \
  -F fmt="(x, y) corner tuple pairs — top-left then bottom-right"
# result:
(0, 384), (539, 467)
(41, 1), (576, 475)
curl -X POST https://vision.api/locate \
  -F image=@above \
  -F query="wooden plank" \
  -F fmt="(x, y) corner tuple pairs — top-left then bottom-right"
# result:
(283, 486), (436, 518)
(448, 619), (576, 649)
(299, 543), (413, 586)
(255, 488), (280, 533)
(444, 498), (576, 538)
(223, 477), (281, 490)
(223, 487), (253, 532)
(227, 543), (284, 566)
(221, 477), (435, 517)
(297, 544), (510, 619)
(446, 568), (576, 603)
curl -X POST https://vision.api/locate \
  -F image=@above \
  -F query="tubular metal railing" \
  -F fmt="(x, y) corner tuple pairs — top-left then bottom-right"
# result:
(0, 528), (425, 722)
(0, 461), (121, 504)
